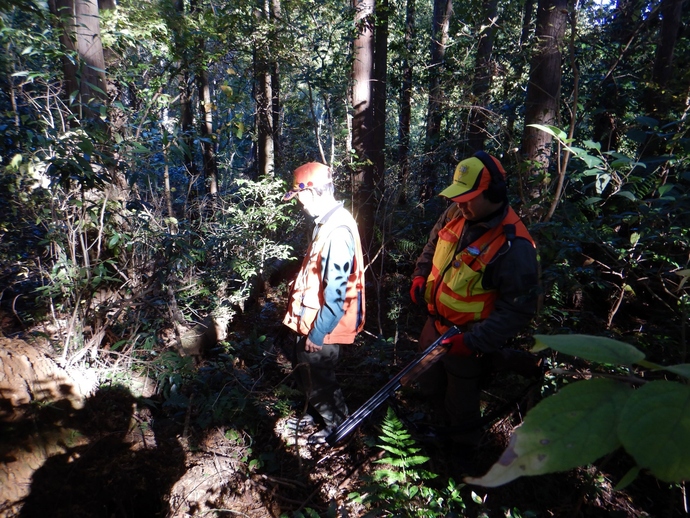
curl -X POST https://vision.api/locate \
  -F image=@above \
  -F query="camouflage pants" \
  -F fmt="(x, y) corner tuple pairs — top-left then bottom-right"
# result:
(292, 337), (348, 429)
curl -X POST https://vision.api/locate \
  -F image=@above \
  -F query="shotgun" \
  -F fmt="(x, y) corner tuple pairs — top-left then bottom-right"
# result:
(326, 326), (460, 446)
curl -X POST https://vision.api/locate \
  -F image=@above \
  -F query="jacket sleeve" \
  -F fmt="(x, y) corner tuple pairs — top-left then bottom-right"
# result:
(308, 226), (356, 346)
(412, 204), (462, 279)
(464, 238), (540, 353)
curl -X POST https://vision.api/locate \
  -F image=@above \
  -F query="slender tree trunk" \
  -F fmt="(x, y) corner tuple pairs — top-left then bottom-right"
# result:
(255, 0), (276, 178)
(505, 0), (534, 142)
(467, 0), (500, 152)
(372, 0), (389, 194)
(423, 0), (452, 200)
(256, 62), (275, 177)
(351, 0), (376, 254)
(50, 0), (79, 108)
(397, 0), (416, 205)
(645, 0), (685, 119)
(50, 0), (107, 123)
(271, 0), (282, 170)
(592, 0), (645, 151)
(173, 0), (197, 177)
(520, 0), (567, 218)
(74, 0), (107, 123)
(198, 69), (218, 194)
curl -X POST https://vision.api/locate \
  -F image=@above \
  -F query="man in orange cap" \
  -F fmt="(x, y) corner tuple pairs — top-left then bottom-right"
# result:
(282, 162), (366, 444)
(409, 151), (540, 467)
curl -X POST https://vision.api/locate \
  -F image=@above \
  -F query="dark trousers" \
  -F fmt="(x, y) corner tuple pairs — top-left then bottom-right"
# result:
(293, 337), (348, 429)
(417, 317), (483, 446)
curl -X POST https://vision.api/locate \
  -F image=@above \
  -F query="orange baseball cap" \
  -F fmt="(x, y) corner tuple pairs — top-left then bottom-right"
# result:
(283, 162), (332, 201)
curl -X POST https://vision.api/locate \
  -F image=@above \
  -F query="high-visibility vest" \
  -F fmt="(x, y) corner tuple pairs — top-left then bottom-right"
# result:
(425, 206), (534, 333)
(283, 206), (366, 344)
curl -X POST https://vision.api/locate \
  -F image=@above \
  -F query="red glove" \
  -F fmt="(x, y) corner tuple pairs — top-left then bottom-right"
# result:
(442, 333), (474, 357)
(410, 276), (426, 304)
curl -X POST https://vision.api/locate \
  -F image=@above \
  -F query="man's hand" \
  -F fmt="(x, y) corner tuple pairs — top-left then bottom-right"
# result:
(442, 333), (474, 357)
(304, 337), (323, 353)
(409, 276), (426, 304)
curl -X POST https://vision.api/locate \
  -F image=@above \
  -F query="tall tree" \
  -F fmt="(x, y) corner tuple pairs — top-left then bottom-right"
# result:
(422, 0), (452, 200)
(467, 0), (500, 152)
(49, 0), (108, 124)
(351, 0), (376, 252)
(372, 0), (389, 194)
(644, 0), (685, 128)
(397, 0), (416, 205)
(254, 0), (279, 179)
(520, 0), (568, 217)
(591, 0), (646, 151)
(172, 0), (197, 179)
(198, 68), (218, 195)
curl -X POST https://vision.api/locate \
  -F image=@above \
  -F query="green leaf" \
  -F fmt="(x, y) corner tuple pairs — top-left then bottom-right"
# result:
(108, 233), (120, 248)
(583, 140), (601, 151)
(618, 381), (690, 483)
(577, 153), (604, 168)
(658, 184), (675, 196)
(465, 379), (631, 487)
(609, 158), (633, 169)
(615, 191), (637, 201)
(658, 362), (690, 379)
(10, 154), (22, 169)
(635, 116), (659, 129)
(532, 334), (646, 365)
(528, 124), (567, 140)
(613, 466), (640, 490)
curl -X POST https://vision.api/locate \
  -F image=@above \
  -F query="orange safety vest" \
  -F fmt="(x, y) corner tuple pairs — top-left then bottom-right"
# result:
(283, 206), (366, 344)
(425, 206), (535, 334)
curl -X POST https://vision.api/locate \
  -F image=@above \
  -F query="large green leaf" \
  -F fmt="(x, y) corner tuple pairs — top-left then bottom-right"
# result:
(532, 334), (646, 365)
(466, 379), (631, 487)
(619, 381), (690, 483)
(661, 364), (690, 380)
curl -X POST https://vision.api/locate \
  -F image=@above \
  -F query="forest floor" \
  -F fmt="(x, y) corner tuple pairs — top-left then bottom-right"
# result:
(0, 294), (688, 518)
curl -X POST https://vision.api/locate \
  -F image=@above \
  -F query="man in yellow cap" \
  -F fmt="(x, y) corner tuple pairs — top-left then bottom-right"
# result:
(409, 151), (540, 468)
(282, 162), (366, 444)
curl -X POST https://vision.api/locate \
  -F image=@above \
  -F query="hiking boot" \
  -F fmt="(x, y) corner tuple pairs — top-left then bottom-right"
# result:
(307, 427), (334, 445)
(286, 414), (315, 432)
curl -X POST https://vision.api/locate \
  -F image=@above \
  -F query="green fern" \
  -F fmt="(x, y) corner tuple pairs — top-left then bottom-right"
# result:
(348, 407), (466, 517)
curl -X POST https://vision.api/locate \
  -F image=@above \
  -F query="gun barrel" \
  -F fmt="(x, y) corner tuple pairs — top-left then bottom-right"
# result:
(326, 326), (460, 446)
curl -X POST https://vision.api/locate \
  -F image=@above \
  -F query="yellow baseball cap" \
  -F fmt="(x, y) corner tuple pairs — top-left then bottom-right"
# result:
(439, 154), (506, 202)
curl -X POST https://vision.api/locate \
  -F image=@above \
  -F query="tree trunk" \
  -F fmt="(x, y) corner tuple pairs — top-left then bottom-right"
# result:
(467, 0), (500, 152)
(423, 0), (452, 200)
(198, 69), (218, 195)
(520, 0), (567, 217)
(397, 0), (416, 205)
(592, 0), (645, 151)
(372, 0), (389, 194)
(351, 0), (376, 254)
(74, 0), (107, 123)
(173, 0), (197, 178)
(49, 0), (107, 124)
(271, 0), (282, 170)
(645, 0), (685, 120)
(254, 0), (277, 179)
(49, 0), (79, 112)
(504, 0), (534, 143)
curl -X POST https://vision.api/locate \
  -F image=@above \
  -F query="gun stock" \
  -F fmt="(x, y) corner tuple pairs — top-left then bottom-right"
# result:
(326, 326), (460, 446)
